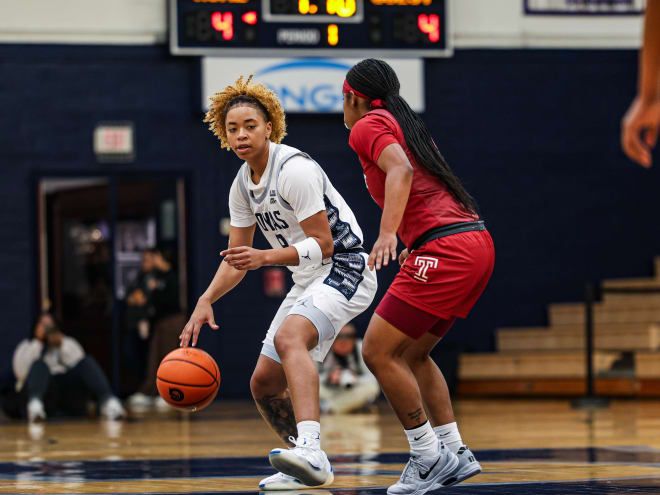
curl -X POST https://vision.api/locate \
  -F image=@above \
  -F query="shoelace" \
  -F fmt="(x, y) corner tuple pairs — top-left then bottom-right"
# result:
(288, 436), (318, 454)
(399, 454), (440, 484)
(288, 435), (321, 449)
(287, 436), (323, 467)
(288, 435), (308, 448)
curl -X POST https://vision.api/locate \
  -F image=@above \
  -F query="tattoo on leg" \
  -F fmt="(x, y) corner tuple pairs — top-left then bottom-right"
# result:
(407, 407), (424, 426)
(255, 391), (297, 446)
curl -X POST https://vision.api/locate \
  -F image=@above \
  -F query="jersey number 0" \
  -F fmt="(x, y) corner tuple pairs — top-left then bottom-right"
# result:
(275, 234), (289, 248)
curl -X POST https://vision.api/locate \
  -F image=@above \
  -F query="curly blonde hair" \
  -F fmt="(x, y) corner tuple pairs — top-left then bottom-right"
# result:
(204, 75), (287, 150)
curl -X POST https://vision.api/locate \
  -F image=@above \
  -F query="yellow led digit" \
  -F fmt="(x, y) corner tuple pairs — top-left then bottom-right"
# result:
(338, 0), (356, 17)
(299, 0), (319, 14)
(326, 0), (355, 17)
(327, 24), (339, 45)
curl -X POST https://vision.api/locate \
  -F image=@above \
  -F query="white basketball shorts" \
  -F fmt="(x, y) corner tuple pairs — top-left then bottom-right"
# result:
(261, 251), (377, 363)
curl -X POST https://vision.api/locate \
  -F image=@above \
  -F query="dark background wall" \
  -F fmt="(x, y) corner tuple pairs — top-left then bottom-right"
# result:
(1, 45), (659, 398)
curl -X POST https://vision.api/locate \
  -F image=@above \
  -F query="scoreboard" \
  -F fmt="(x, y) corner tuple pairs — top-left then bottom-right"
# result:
(169, 0), (450, 57)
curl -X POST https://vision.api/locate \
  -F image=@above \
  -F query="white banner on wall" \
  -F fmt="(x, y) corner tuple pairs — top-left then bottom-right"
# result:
(202, 58), (424, 114)
(524, 0), (645, 14)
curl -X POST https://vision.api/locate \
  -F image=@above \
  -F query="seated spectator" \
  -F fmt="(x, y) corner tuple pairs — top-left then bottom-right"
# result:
(319, 323), (380, 414)
(3, 313), (125, 422)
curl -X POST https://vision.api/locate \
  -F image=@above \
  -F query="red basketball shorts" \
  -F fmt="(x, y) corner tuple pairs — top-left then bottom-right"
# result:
(375, 229), (494, 340)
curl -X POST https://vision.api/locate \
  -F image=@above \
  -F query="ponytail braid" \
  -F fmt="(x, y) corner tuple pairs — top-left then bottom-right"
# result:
(346, 59), (477, 215)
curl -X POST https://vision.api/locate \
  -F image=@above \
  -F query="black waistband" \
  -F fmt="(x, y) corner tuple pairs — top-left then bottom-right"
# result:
(409, 221), (486, 252)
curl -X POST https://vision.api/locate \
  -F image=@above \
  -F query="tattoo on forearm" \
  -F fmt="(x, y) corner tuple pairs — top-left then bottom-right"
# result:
(407, 407), (424, 425)
(255, 392), (297, 446)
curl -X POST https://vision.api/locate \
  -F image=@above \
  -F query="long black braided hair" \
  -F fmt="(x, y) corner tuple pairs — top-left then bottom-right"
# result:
(346, 59), (477, 215)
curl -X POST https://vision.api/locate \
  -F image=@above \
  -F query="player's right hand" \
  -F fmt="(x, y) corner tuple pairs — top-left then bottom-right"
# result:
(621, 96), (660, 168)
(179, 297), (219, 347)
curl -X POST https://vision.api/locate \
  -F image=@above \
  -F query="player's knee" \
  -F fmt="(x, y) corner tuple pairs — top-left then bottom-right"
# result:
(273, 333), (289, 359)
(273, 329), (303, 358)
(250, 369), (273, 398)
(361, 340), (382, 372)
(404, 347), (430, 367)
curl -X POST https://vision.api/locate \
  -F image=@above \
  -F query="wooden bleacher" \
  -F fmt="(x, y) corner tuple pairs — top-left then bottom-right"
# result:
(458, 256), (660, 397)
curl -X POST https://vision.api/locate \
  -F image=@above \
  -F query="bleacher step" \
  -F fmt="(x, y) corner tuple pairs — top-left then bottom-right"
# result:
(602, 278), (660, 304)
(458, 351), (621, 380)
(497, 324), (660, 352)
(635, 352), (660, 378)
(548, 302), (660, 326)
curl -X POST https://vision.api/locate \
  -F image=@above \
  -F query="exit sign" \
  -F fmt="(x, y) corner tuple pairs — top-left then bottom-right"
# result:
(94, 122), (135, 162)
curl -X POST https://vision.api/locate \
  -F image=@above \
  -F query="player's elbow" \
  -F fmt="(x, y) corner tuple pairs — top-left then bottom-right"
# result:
(319, 237), (334, 259)
(399, 162), (414, 182)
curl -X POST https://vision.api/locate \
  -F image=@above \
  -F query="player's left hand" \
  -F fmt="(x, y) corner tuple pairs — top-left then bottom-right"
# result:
(221, 246), (267, 270)
(368, 232), (397, 270)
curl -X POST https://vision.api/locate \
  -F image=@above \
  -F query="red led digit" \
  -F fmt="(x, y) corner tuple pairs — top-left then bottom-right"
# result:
(211, 11), (234, 40)
(241, 11), (258, 24)
(417, 14), (439, 43)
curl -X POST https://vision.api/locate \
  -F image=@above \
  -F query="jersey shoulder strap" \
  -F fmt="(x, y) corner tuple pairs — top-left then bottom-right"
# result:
(275, 145), (328, 211)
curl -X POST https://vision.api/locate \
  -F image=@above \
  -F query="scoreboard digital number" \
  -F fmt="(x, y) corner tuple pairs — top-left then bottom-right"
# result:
(169, 0), (450, 57)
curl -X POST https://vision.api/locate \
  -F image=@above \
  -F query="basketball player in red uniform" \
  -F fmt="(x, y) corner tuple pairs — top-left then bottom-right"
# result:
(342, 59), (495, 495)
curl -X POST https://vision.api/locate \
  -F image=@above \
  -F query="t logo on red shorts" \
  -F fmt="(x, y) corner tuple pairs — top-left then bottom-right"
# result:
(413, 256), (438, 282)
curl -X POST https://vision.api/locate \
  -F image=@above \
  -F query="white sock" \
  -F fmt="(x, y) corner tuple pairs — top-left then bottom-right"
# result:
(405, 421), (438, 457)
(297, 420), (321, 447)
(433, 422), (463, 453)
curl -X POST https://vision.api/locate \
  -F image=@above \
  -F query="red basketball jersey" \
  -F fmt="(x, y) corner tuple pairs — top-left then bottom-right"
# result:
(348, 109), (477, 249)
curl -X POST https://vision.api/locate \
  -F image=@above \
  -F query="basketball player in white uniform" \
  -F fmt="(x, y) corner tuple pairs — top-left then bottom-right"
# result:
(179, 76), (377, 489)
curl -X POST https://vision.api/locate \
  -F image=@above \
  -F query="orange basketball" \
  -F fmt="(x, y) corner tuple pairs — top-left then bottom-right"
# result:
(156, 347), (220, 411)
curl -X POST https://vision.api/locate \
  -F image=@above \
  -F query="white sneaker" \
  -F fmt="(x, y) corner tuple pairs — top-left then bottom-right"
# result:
(387, 444), (459, 495)
(100, 397), (126, 420)
(126, 392), (154, 409)
(433, 445), (482, 488)
(268, 436), (334, 487)
(154, 396), (171, 411)
(259, 471), (313, 490)
(27, 398), (46, 423)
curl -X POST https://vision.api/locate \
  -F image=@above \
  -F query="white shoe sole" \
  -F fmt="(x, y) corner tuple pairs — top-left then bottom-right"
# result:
(437, 463), (482, 488)
(387, 453), (459, 495)
(259, 474), (310, 491)
(258, 481), (309, 490)
(268, 450), (334, 487)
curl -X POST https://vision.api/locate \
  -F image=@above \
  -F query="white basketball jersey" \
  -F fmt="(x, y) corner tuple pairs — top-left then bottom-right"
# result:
(229, 142), (366, 286)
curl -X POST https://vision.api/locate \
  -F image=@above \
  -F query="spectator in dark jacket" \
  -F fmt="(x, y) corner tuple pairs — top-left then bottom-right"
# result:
(127, 247), (185, 410)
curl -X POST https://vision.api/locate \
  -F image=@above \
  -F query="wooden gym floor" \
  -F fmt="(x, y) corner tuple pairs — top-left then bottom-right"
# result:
(2, 399), (660, 494)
